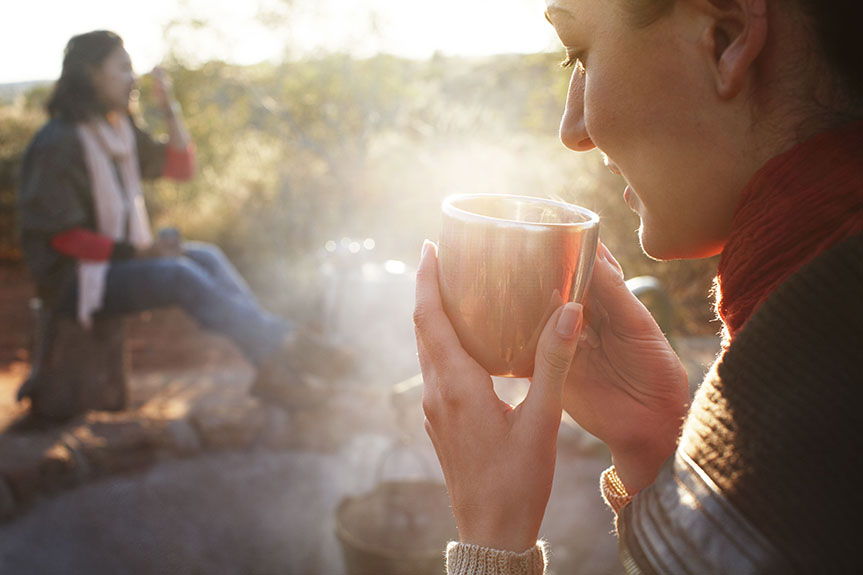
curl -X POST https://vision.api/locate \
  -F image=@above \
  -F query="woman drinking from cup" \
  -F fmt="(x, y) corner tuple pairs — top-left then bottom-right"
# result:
(414, 0), (862, 573)
(18, 31), (353, 416)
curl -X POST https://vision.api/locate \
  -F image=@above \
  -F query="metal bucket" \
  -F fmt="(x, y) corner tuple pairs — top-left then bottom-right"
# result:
(335, 479), (456, 575)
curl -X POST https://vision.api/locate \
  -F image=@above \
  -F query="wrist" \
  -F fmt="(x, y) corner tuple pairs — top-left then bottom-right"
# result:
(608, 418), (683, 494)
(610, 450), (668, 495)
(457, 518), (539, 554)
(110, 240), (135, 261)
(133, 245), (157, 259)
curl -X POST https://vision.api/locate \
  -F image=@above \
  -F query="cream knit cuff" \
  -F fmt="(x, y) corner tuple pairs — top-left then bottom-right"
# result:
(446, 540), (547, 575)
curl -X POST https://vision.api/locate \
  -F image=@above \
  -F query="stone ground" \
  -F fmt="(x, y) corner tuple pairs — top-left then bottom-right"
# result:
(0, 361), (629, 575)
(0, 263), (721, 575)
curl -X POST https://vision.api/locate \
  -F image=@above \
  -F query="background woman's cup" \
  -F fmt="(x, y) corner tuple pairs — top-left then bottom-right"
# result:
(438, 194), (599, 378)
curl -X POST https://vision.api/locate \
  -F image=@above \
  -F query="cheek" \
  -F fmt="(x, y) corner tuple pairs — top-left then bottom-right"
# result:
(585, 55), (702, 178)
(581, 71), (629, 154)
(112, 73), (131, 96)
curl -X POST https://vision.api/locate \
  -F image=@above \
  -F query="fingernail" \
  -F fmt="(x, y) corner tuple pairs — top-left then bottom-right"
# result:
(421, 239), (433, 259)
(556, 303), (582, 338)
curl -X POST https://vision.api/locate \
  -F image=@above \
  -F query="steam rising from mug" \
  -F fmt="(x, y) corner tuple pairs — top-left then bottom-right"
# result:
(438, 194), (599, 377)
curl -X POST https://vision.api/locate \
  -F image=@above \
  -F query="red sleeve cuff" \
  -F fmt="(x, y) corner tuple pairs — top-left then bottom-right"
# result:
(51, 228), (114, 261)
(162, 143), (196, 181)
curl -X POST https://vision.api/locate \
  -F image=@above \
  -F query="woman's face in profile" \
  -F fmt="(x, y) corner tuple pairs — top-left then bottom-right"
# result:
(546, 0), (746, 261)
(90, 46), (135, 115)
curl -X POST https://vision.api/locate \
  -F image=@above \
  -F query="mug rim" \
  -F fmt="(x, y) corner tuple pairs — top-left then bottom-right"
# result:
(442, 193), (599, 229)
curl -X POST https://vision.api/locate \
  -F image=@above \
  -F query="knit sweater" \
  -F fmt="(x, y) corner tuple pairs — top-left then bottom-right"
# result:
(620, 234), (863, 574)
(445, 234), (863, 574)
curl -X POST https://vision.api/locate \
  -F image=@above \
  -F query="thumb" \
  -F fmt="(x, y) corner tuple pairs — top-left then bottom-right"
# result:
(589, 243), (663, 337)
(524, 302), (583, 419)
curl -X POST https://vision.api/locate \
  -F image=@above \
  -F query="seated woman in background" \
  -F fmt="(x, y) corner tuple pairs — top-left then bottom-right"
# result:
(18, 30), (349, 411)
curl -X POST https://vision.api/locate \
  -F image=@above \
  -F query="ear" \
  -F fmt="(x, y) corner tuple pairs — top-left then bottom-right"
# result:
(704, 0), (768, 99)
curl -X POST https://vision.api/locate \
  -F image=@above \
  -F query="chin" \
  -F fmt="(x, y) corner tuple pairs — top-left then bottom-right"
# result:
(639, 225), (724, 261)
(638, 231), (671, 261)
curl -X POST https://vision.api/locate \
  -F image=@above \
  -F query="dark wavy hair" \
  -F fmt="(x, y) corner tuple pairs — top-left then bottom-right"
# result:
(46, 30), (125, 122)
(794, 0), (863, 112)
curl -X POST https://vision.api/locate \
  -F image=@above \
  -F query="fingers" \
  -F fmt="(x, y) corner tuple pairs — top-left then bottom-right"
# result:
(413, 240), (466, 368)
(149, 66), (175, 107)
(414, 240), (494, 414)
(587, 242), (658, 336)
(150, 67), (165, 88)
(591, 243), (627, 299)
(524, 302), (583, 422)
(151, 66), (170, 83)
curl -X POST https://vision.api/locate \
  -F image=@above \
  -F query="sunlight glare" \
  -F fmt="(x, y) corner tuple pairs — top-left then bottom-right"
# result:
(1, 0), (556, 83)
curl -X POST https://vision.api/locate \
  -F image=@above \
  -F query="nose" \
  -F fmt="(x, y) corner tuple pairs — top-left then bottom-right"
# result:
(559, 69), (595, 152)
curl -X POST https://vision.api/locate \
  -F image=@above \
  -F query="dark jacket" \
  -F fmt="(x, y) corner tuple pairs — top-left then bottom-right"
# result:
(618, 235), (863, 574)
(18, 118), (167, 307)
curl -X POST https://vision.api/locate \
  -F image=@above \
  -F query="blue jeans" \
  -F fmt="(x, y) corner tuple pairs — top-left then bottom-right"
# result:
(58, 242), (290, 367)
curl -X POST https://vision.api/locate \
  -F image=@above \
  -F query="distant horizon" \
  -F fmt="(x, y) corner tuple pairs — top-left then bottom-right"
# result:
(0, 49), (558, 89)
(1, 0), (557, 84)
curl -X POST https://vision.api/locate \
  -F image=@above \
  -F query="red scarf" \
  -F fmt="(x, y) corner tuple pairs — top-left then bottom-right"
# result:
(716, 121), (863, 343)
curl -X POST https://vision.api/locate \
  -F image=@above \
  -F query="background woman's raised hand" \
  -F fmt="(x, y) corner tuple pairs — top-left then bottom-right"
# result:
(149, 65), (175, 113)
(563, 243), (691, 494)
(414, 240), (584, 553)
(148, 65), (191, 150)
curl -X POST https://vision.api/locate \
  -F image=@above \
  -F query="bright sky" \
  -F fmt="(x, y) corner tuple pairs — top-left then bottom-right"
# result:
(1, 0), (560, 83)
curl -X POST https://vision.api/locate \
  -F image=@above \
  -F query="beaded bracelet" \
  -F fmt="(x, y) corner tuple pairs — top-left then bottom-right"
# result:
(600, 466), (634, 513)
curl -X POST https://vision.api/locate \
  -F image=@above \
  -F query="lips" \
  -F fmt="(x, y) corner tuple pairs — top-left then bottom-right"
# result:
(601, 155), (639, 212)
(602, 155), (623, 176)
(623, 185), (640, 212)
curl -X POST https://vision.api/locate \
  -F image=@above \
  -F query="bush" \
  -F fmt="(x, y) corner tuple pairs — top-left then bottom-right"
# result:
(0, 105), (44, 261)
(1, 53), (720, 336)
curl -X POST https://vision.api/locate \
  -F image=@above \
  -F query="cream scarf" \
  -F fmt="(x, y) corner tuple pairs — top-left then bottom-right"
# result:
(76, 115), (153, 327)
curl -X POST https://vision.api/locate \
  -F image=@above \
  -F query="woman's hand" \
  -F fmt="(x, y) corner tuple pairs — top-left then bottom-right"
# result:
(414, 240), (583, 553)
(149, 65), (191, 150)
(150, 66), (176, 113)
(136, 230), (183, 259)
(564, 243), (691, 494)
